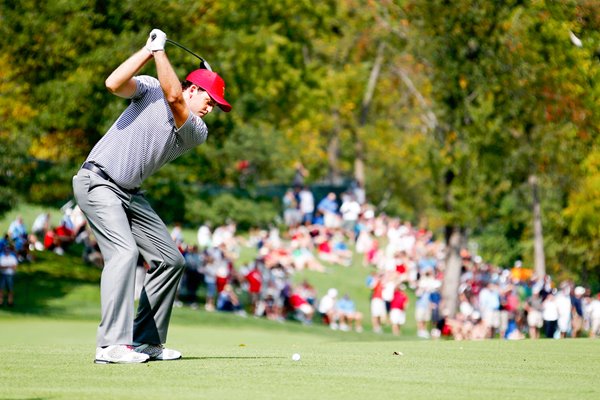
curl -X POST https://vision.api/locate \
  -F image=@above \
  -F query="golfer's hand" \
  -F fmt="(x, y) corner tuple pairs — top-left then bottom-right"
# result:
(146, 29), (167, 53)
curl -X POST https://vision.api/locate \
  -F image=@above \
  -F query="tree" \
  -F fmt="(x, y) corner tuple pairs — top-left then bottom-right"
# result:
(405, 0), (528, 315)
(405, 0), (600, 311)
(0, 53), (36, 216)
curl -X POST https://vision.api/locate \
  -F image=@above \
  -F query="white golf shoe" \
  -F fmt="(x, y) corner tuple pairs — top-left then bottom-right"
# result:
(134, 344), (182, 361)
(94, 345), (150, 364)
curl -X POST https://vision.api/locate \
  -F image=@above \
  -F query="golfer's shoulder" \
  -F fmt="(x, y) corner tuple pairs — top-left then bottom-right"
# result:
(135, 75), (160, 87)
(177, 113), (208, 144)
(129, 75), (161, 100)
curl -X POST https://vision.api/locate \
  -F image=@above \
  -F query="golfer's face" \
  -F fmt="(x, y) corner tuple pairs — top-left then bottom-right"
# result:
(190, 87), (215, 118)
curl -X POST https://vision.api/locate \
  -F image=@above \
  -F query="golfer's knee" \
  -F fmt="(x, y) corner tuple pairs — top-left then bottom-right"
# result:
(111, 247), (139, 267)
(167, 253), (186, 270)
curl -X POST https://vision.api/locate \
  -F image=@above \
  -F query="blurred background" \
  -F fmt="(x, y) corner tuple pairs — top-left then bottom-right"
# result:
(1, 0), (599, 287)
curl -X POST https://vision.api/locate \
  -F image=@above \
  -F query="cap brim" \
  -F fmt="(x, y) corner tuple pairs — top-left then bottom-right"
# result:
(217, 101), (232, 112)
(205, 90), (231, 112)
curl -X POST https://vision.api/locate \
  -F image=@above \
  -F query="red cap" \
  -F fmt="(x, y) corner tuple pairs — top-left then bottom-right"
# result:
(185, 69), (231, 112)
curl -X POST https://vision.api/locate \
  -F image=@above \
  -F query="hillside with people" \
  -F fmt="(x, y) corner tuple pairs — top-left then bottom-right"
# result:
(3, 197), (599, 341)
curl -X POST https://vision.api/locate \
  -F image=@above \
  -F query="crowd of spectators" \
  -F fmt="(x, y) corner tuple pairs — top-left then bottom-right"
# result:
(3, 182), (600, 341)
(0, 205), (102, 307)
(174, 180), (600, 340)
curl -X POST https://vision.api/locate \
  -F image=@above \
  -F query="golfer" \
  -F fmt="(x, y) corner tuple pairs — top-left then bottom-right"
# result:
(73, 29), (231, 364)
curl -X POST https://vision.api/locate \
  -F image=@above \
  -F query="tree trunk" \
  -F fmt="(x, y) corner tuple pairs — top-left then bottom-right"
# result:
(529, 174), (546, 277)
(353, 139), (365, 187)
(353, 42), (385, 188)
(442, 225), (464, 317)
(327, 119), (342, 185)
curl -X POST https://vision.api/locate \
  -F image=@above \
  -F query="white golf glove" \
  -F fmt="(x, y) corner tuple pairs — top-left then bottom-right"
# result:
(146, 29), (167, 53)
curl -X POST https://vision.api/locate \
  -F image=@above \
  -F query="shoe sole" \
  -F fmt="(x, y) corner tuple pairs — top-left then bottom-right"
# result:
(149, 355), (182, 361)
(94, 359), (149, 364)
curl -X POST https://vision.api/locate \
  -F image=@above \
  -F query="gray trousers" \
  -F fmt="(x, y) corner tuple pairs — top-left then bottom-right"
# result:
(73, 170), (185, 347)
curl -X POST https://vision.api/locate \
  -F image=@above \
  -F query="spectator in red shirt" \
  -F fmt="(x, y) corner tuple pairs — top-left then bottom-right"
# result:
(289, 286), (314, 324)
(368, 272), (387, 333)
(44, 223), (75, 255)
(244, 263), (262, 314)
(390, 284), (409, 336)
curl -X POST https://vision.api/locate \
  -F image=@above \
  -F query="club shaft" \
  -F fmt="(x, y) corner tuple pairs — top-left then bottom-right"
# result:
(150, 35), (211, 70)
(166, 39), (203, 62)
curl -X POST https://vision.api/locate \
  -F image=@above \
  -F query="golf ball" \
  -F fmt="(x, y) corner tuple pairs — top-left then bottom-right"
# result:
(292, 353), (301, 361)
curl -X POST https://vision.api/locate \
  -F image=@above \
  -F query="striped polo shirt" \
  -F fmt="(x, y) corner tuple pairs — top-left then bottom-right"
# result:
(86, 75), (208, 189)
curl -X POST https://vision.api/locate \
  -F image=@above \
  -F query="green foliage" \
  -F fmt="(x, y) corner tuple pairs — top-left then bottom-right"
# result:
(562, 148), (600, 289)
(143, 165), (187, 224)
(0, 187), (17, 219)
(185, 192), (279, 231)
(222, 123), (292, 184)
(27, 164), (77, 207)
(405, 0), (600, 282)
(475, 192), (528, 267)
(0, 134), (35, 217)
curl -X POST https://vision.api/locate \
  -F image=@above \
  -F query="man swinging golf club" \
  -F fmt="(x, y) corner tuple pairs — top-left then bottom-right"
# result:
(73, 29), (231, 364)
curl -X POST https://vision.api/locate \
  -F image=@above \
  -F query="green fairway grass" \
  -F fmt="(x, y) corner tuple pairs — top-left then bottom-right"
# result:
(0, 316), (599, 400)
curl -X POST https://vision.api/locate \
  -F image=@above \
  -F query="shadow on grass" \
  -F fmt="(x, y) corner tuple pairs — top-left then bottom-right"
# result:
(0, 398), (50, 400)
(181, 356), (285, 361)
(5, 248), (101, 317)
(10, 272), (89, 315)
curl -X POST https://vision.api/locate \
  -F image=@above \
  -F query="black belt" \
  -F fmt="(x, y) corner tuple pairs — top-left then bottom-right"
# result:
(81, 162), (139, 194)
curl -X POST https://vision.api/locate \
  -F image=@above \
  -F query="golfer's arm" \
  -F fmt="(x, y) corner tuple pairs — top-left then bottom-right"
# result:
(105, 48), (153, 98)
(153, 51), (189, 128)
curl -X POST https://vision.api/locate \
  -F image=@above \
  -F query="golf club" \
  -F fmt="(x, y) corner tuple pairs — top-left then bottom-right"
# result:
(151, 33), (212, 71)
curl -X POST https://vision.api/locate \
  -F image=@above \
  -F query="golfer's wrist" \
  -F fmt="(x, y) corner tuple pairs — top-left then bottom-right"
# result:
(144, 47), (164, 55)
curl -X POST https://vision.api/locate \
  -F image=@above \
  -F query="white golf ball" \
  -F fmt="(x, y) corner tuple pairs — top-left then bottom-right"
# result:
(292, 353), (301, 361)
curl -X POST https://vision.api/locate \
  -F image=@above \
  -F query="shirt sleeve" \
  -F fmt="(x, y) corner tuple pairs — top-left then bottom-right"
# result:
(175, 113), (208, 147)
(131, 75), (160, 101)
